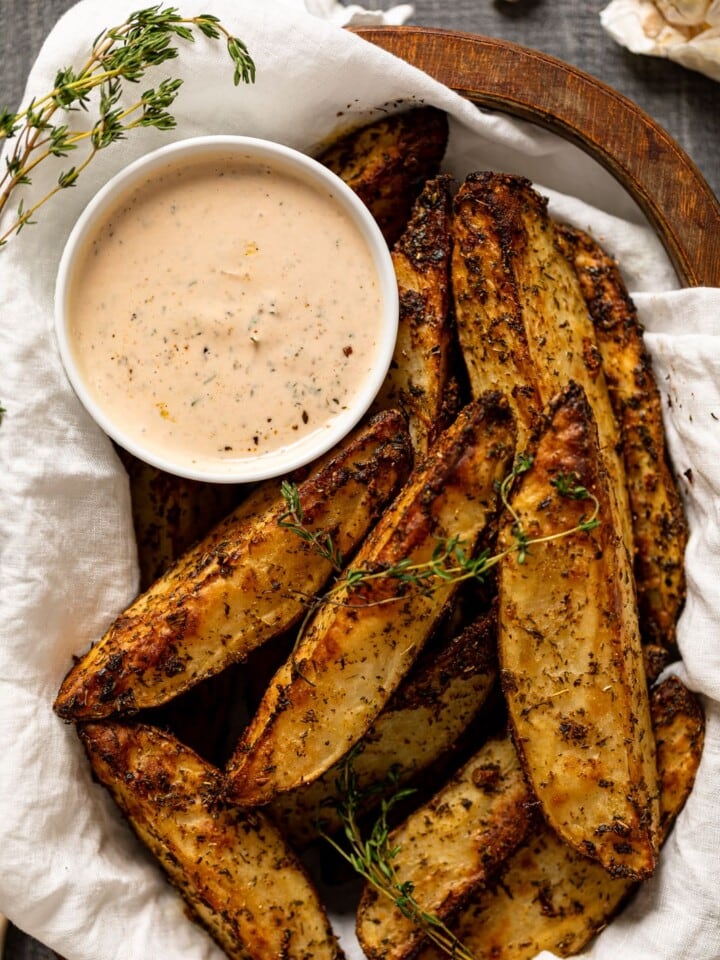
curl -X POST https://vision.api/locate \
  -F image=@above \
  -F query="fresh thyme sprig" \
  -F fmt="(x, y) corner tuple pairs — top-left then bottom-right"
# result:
(319, 748), (476, 960)
(0, 4), (255, 247)
(303, 462), (600, 959)
(279, 455), (600, 652)
(278, 479), (345, 571)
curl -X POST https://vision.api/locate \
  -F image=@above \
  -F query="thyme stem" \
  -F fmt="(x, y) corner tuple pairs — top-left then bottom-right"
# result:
(0, 5), (255, 247)
(280, 456), (600, 651)
(298, 459), (600, 959)
(320, 750), (476, 960)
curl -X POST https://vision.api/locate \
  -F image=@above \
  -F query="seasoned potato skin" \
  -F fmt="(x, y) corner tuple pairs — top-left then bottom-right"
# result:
(80, 721), (344, 960)
(499, 382), (659, 879)
(224, 395), (516, 807)
(54, 411), (412, 720)
(452, 173), (633, 552)
(272, 607), (498, 847)
(117, 449), (242, 590)
(356, 731), (533, 960)
(556, 223), (687, 648)
(317, 106), (448, 245)
(452, 173), (542, 436)
(373, 175), (457, 456)
(416, 676), (704, 960)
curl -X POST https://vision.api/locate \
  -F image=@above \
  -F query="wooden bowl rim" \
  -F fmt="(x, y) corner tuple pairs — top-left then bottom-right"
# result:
(354, 25), (720, 288)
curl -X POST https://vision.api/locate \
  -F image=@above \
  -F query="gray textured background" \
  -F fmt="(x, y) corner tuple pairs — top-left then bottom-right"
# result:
(1, 1), (718, 958)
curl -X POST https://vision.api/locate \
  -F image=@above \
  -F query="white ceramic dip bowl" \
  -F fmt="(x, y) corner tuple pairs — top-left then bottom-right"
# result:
(55, 135), (399, 483)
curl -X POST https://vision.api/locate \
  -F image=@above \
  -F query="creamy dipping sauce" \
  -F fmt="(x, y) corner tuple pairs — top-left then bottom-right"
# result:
(67, 153), (384, 471)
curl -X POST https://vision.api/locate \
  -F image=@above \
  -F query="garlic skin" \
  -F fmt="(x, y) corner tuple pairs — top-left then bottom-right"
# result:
(655, 0), (713, 26)
(601, 0), (720, 81)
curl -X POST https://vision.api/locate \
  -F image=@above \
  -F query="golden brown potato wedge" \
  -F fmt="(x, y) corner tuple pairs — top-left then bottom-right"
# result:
(116, 451), (249, 765)
(452, 174), (542, 437)
(499, 382), (659, 879)
(272, 606), (498, 847)
(317, 107), (448, 246)
(117, 449), (242, 590)
(80, 721), (343, 960)
(416, 675), (704, 960)
(452, 173), (632, 552)
(54, 410), (412, 720)
(356, 731), (533, 960)
(643, 643), (673, 686)
(224, 395), (516, 807)
(556, 223), (687, 648)
(372, 175), (457, 456)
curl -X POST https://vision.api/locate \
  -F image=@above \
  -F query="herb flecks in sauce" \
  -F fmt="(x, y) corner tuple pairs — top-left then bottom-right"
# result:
(67, 154), (383, 471)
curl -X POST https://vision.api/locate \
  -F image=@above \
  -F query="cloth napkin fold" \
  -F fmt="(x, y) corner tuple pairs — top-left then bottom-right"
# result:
(303, 0), (415, 26)
(1, 2), (719, 959)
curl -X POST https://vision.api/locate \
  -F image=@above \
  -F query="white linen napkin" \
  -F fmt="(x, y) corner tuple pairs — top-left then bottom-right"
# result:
(601, 0), (720, 81)
(1, 2), (719, 959)
(303, 0), (415, 26)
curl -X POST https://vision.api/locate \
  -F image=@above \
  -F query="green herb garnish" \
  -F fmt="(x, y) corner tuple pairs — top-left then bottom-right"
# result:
(0, 4), (255, 247)
(279, 454), (600, 650)
(320, 748), (476, 960)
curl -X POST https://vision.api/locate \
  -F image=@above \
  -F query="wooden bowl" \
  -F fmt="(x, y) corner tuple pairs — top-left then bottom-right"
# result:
(354, 26), (720, 288)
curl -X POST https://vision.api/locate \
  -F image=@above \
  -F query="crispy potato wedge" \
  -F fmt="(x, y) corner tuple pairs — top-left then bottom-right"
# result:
(452, 175), (542, 436)
(224, 395), (516, 807)
(80, 721), (343, 960)
(54, 410), (412, 720)
(356, 731), (533, 960)
(372, 175), (457, 456)
(416, 675), (704, 960)
(317, 107), (449, 246)
(272, 607), (498, 847)
(452, 173), (633, 552)
(499, 382), (659, 879)
(650, 675), (704, 825)
(644, 643), (673, 686)
(117, 449), (242, 590)
(556, 223), (687, 648)
(116, 451), (248, 765)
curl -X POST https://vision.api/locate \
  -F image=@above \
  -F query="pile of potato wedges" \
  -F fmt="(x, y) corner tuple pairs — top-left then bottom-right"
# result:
(54, 106), (702, 960)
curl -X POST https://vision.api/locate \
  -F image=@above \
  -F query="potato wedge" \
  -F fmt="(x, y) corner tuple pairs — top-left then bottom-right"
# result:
(499, 382), (659, 879)
(556, 223), (687, 648)
(115, 452), (248, 765)
(272, 606), (498, 847)
(452, 173), (633, 552)
(54, 410), (412, 720)
(79, 721), (343, 960)
(356, 731), (533, 960)
(452, 175), (542, 437)
(224, 394), (516, 807)
(643, 643), (673, 686)
(416, 675), (704, 960)
(117, 449), (242, 590)
(372, 175), (456, 456)
(317, 107), (448, 246)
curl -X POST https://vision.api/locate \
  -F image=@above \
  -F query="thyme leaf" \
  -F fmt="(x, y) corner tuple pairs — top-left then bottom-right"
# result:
(319, 748), (476, 960)
(279, 453), (600, 649)
(0, 5), (255, 247)
(277, 479), (344, 571)
(288, 455), (600, 957)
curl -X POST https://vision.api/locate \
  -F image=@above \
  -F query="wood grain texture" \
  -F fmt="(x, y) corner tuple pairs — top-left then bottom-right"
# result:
(354, 26), (720, 288)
